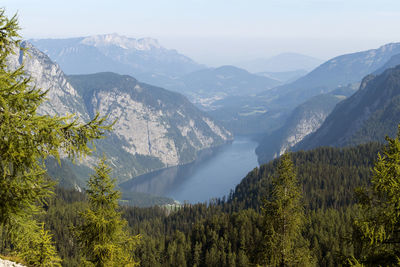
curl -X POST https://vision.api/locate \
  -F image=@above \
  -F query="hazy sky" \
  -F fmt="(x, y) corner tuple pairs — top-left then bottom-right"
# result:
(3, 0), (400, 66)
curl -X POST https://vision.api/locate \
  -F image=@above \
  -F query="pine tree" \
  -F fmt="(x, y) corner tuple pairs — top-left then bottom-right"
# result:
(353, 125), (400, 265)
(262, 153), (314, 266)
(76, 157), (141, 266)
(192, 241), (202, 267)
(15, 223), (62, 267)
(0, 8), (111, 264)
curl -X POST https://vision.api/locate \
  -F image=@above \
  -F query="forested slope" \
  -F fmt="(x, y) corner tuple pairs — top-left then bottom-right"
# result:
(37, 142), (383, 266)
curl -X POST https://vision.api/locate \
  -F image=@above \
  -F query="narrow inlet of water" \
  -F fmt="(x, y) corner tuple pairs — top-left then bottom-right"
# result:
(121, 136), (259, 203)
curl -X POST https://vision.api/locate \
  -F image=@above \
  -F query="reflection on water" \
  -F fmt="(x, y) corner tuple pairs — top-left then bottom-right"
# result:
(120, 136), (258, 203)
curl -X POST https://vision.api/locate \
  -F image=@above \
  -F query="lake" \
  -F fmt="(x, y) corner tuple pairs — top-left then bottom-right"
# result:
(121, 136), (259, 203)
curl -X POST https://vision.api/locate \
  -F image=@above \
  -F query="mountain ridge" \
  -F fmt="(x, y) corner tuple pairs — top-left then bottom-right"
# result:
(297, 64), (400, 150)
(8, 42), (232, 184)
(29, 34), (205, 83)
(260, 42), (400, 109)
(255, 86), (356, 164)
(173, 65), (280, 103)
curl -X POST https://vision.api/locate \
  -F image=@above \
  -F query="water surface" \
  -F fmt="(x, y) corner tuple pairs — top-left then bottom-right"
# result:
(122, 136), (258, 203)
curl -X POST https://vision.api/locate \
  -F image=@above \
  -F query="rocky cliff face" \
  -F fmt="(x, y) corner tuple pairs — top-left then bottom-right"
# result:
(297, 65), (400, 150)
(0, 258), (25, 267)
(68, 72), (232, 170)
(256, 88), (355, 164)
(7, 43), (232, 183)
(279, 110), (328, 155)
(29, 34), (204, 84)
(7, 42), (88, 120)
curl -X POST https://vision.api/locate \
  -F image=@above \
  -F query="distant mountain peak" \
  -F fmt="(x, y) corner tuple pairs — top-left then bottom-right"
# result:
(271, 52), (321, 59)
(80, 33), (161, 50)
(214, 65), (249, 73)
(378, 42), (400, 52)
(29, 35), (203, 78)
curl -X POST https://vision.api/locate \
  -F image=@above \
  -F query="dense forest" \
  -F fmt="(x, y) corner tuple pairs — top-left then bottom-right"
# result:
(2, 7), (400, 267)
(36, 141), (395, 266)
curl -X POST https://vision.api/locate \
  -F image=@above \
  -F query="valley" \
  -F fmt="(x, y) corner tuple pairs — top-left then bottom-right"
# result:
(2, 3), (400, 266)
(121, 136), (258, 203)
(7, 42), (233, 188)
(13, 35), (400, 205)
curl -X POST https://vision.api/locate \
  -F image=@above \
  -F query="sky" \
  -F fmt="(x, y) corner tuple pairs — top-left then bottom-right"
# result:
(3, 0), (400, 66)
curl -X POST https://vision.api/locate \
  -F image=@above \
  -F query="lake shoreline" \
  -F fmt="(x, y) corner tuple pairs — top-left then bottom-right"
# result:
(120, 136), (259, 204)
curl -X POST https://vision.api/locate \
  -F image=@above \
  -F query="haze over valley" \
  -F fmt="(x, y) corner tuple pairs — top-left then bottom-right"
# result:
(2, 1), (400, 266)
(16, 31), (400, 207)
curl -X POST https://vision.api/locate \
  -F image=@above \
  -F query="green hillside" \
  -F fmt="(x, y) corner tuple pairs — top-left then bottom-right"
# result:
(298, 65), (400, 150)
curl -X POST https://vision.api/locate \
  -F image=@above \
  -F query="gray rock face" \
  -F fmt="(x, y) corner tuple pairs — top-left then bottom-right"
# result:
(256, 92), (350, 164)
(29, 34), (204, 80)
(7, 41), (88, 120)
(297, 65), (400, 150)
(7, 43), (232, 183)
(278, 110), (328, 156)
(68, 72), (232, 169)
(0, 258), (25, 267)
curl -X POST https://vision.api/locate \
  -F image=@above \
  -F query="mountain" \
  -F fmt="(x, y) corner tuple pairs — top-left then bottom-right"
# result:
(46, 141), (382, 266)
(170, 65), (280, 108)
(148, 65), (282, 135)
(180, 65), (280, 96)
(254, 44), (400, 165)
(297, 65), (400, 150)
(261, 43), (400, 109)
(257, 69), (308, 83)
(373, 53), (400, 75)
(7, 42), (89, 120)
(29, 33), (204, 83)
(233, 142), (381, 211)
(29, 35), (285, 136)
(8, 42), (232, 185)
(68, 72), (232, 180)
(205, 95), (289, 135)
(237, 53), (323, 73)
(256, 86), (356, 164)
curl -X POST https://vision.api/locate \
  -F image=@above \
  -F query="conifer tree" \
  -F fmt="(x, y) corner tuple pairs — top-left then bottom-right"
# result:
(262, 153), (314, 266)
(75, 157), (140, 266)
(14, 223), (62, 266)
(353, 125), (400, 265)
(0, 8), (111, 263)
